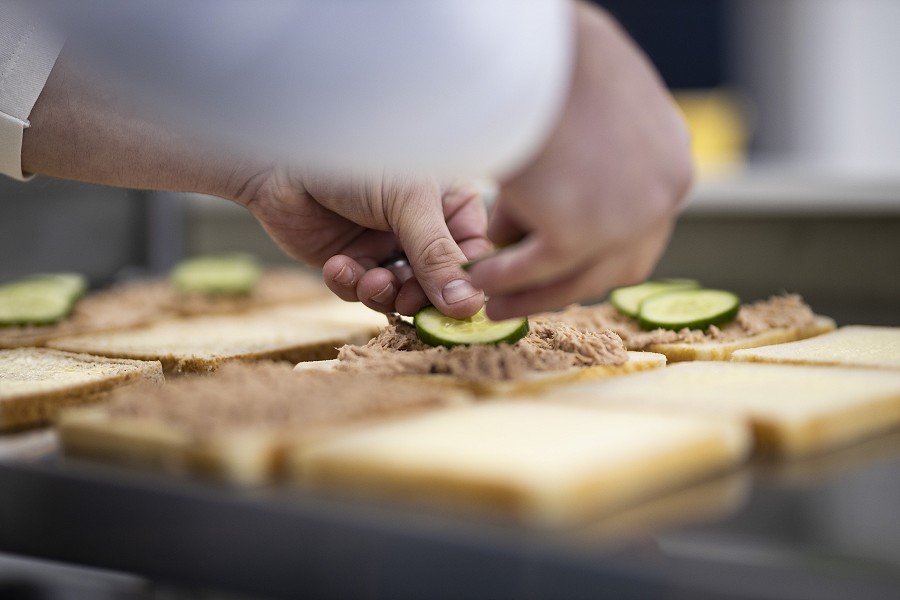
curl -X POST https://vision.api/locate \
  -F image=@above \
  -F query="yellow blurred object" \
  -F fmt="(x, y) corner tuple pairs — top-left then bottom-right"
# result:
(674, 89), (749, 180)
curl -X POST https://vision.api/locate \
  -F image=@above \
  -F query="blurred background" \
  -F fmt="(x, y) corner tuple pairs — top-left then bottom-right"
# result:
(1, 0), (898, 326)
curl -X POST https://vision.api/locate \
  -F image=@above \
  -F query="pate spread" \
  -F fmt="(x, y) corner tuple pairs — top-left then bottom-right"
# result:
(335, 315), (628, 382)
(104, 361), (461, 436)
(0, 270), (327, 349)
(538, 294), (818, 350)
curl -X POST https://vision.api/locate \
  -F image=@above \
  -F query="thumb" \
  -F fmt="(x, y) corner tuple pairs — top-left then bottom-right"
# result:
(389, 183), (484, 319)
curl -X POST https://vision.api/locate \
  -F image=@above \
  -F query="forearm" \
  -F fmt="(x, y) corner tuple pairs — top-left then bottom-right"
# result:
(20, 51), (261, 200)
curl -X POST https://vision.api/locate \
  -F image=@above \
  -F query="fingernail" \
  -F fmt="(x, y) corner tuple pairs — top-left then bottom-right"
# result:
(442, 279), (479, 304)
(371, 282), (395, 304)
(334, 265), (354, 285)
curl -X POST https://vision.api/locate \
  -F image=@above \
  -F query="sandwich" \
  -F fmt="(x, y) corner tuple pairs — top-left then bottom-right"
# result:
(58, 361), (470, 485)
(0, 255), (329, 349)
(295, 311), (666, 396)
(540, 280), (835, 361)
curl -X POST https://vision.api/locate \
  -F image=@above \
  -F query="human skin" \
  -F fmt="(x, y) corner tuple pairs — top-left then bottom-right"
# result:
(22, 1), (691, 320)
(21, 51), (490, 319)
(467, 2), (694, 320)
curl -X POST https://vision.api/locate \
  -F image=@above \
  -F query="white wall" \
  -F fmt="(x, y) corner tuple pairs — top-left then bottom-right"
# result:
(733, 0), (900, 174)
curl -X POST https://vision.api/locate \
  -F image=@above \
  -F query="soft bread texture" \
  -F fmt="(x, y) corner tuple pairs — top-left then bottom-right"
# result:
(0, 348), (163, 430)
(296, 401), (749, 528)
(648, 316), (836, 362)
(0, 269), (329, 349)
(294, 351), (667, 396)
(48, 299), (387, 373)
(57, 362), (470, 485)
(731, 325), (900, 370)
(554, 361), (900, 457)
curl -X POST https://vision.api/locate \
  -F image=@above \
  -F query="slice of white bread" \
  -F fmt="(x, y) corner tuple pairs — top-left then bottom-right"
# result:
(295, 401), (750, 528)
(0, 269), (329, 349)
(57, 362), (470, 485)
(294, 351), (667, 396)
(554, 361), (900, 457)
(47, 299), (387, 373)
(646, 315), (836, 362)
(294, 352), (666, 396)
(731, 325), (900, 370)
(0, 348), (163, 431)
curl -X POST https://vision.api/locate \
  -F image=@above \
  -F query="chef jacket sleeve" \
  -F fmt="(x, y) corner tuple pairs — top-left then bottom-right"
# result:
(52, 0), (575, 179)
(0, 3), (63, 181)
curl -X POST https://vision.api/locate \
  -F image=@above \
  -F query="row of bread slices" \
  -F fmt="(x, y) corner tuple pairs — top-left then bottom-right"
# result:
(2, 264), (900, 528)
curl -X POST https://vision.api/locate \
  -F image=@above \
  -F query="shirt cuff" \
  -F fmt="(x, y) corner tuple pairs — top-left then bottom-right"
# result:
(0, 9), (64, 181)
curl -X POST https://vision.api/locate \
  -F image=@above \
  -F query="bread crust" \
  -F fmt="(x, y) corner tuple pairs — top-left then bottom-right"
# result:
(0, 348), (163, 430)
(295, 351), (667, 396)
(648, 316), (836, 362)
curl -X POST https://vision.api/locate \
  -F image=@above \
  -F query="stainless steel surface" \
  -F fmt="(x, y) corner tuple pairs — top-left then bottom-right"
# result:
(1, 425), (899, 599)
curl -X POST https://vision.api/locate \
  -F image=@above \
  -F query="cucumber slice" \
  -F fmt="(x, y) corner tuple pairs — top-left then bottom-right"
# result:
(638, 288), (740, 331)
(0, 273), (88, 326)
(414, 306), (529, 348)
(609, 279), (700, 317)
(171, 253), (260, 295)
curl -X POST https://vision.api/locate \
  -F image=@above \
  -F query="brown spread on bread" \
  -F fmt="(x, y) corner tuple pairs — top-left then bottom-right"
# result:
(335, 315), (628, 382)
(0, 270), (327, 349)
(103, 361), (462, 436)
(540, 294), (818, 350)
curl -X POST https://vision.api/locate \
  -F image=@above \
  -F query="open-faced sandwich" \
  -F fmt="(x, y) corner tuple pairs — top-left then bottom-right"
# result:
(0, 254), (329, 349)
(58, 361), (471, 485)
(296, 306), (666, 395)
(538, 279), (835, 362)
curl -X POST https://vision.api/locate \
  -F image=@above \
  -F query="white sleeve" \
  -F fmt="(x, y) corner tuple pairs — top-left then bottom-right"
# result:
(0, 3), (63, 181)
(51, 0), (573, 179)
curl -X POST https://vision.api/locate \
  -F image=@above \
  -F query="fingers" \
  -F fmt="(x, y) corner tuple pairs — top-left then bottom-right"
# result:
(390, 184), (486, 319)
(467, 234), (588, 298)
(443, 182), (493, 259)
(483, 255), (632, 320)
(322, 255), (402, 313)
(480, 221), (673, 319)
(319, 177), (491, 318)
(486, 197), (527, 248)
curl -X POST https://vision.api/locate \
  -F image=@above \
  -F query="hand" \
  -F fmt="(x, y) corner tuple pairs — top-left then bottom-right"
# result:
(468, 3), (694, 320)
(235, 169), (491, 319)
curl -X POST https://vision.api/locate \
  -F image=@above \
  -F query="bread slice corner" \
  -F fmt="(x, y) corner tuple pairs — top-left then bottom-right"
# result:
(0, 348), (163, 431)
(731, 325), (900, 371)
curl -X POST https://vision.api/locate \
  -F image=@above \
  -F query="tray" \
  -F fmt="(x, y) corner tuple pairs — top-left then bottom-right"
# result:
(2, 428), (900, 600)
